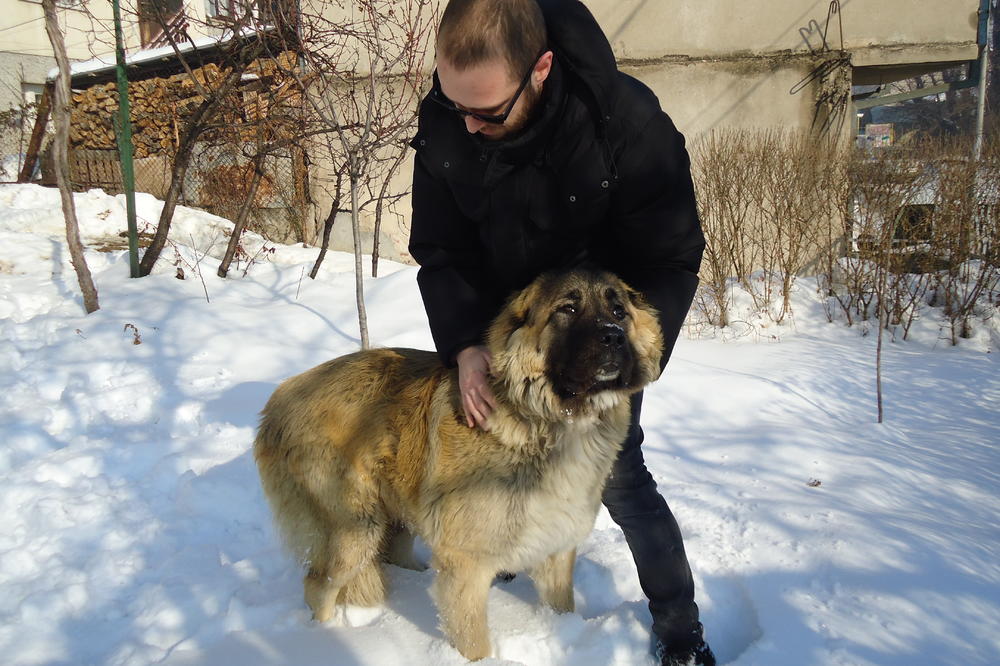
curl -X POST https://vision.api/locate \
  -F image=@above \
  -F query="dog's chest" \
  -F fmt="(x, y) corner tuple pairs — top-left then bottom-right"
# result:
(504, 429), (618, 567)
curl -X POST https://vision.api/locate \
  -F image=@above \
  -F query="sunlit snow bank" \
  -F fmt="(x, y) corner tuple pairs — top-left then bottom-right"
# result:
(1, 184), (998, 666)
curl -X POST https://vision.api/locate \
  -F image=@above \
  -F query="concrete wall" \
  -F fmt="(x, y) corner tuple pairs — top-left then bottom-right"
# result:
(0, 0), (120, 109)
(587, 0), (978, 63)
(2, 1), (116, 63)
(622, 54), (838, 141)
(0, 52), (53, 110)
(582, 0), (980, 140)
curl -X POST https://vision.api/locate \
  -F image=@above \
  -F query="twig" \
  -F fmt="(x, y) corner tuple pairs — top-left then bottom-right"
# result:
(188, 233), (211, 303)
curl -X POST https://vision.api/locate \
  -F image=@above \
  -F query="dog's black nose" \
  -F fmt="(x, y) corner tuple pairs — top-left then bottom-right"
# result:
(600, 322), (625, 348)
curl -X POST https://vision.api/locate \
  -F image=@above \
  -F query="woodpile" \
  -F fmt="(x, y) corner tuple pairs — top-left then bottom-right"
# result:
(68, 52), (301, 159)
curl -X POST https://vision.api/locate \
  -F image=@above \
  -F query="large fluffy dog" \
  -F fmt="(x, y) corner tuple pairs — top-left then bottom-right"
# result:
(254, 268), (663, 660)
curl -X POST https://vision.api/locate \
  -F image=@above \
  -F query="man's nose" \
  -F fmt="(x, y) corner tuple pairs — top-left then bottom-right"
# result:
(464, 115), (487, 134)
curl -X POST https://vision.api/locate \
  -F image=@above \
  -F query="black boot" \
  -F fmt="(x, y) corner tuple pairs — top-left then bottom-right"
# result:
(653, 623), (716, 666)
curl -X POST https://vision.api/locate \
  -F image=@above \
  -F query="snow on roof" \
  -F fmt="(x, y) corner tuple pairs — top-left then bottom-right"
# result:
(47, 25), (269, 83)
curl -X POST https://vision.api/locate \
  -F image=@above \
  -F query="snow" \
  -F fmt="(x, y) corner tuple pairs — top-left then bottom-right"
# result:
(48, 25), (271, 82)
(1, 183), (999, 665)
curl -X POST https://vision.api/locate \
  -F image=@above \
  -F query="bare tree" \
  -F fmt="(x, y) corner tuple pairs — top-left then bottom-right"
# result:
(135, 8), (273, 276)
(285, 0), (436, 348)
(216, 50), (317, 277)
(43, 0), (99, 313)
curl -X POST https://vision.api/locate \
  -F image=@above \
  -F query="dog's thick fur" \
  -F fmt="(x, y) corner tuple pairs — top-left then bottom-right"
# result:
(254, 268), (663, 660)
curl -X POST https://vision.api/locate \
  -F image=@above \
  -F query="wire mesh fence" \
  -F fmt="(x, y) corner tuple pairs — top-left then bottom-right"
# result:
(57, 140), (310, 244)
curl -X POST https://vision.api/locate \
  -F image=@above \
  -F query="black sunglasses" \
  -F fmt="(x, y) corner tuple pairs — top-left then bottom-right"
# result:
(430, 51), (545, 125)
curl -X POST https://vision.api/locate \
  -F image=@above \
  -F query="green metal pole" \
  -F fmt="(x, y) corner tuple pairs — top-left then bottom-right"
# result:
(111, 0), (139, 277)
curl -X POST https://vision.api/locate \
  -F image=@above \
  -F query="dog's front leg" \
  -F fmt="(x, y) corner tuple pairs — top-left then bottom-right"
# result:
(431, 554), (494, 660)
(530, 548), (576, 613)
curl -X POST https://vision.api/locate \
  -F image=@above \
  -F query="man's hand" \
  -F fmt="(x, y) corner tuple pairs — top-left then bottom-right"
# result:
(456, 345), (497, 430)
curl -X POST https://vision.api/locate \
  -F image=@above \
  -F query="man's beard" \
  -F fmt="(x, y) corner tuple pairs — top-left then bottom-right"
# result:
(479, 82), (542, 142)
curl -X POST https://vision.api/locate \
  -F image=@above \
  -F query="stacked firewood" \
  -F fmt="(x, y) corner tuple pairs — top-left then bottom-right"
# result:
(68, 52), (301, 159)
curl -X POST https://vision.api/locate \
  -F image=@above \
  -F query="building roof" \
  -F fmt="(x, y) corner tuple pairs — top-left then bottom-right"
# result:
(48, 26), (266, 88)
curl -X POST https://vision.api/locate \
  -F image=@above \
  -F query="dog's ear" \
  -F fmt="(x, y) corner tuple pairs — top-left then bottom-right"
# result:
(504, 280), (540, 330)
(622, 283), (664, 379)
(486, 279), (540, 354)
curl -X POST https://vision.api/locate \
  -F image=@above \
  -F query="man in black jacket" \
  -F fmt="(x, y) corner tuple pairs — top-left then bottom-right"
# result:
(408, 1), (714, 664)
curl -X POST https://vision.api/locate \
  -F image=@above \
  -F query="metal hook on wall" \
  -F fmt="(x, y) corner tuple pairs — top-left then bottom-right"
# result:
(799, 1), (845, 54)
(827, 0), (845, 52)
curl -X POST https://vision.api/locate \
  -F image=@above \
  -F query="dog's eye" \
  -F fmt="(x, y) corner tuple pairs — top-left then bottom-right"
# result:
(558, 303), (577, 315)
(612, 304), (627, 320)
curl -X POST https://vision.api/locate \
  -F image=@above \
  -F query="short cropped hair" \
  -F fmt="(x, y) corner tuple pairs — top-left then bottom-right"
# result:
(437, 0), (547, 81)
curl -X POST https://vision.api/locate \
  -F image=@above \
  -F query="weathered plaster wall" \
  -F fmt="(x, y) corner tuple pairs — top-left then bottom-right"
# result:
(621, 55), (839, 139)
(587, 0), (978, 64)
(0, 52), (53, 110)
(2, 1), (117, 63)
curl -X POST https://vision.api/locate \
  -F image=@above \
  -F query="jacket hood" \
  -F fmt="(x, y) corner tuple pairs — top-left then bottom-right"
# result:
(536, 0), (618, 120)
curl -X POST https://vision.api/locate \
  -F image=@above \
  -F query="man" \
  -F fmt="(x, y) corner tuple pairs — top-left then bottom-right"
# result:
(407, 1), (714, 664)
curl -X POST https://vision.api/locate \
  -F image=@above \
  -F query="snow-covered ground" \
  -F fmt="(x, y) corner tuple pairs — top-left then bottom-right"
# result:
(1, 183), (998, 666)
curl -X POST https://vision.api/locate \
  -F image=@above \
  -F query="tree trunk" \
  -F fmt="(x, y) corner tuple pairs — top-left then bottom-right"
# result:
(350, 164), (370, 349)
(43, 0), (99, 314)
(218, 154), (266, 278)
(876, 300), (885, 424)
(309, 170), (343, 279)
(137, 100), (214, 276)
(371, 145), (408, 278)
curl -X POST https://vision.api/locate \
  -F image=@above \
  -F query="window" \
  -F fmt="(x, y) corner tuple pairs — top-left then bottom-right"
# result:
(205, 0), (246, 20)
(894, 204), (934, 245)
(22, 83), (46, 107)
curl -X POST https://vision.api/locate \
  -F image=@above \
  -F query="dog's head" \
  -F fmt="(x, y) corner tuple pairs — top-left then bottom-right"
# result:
(487, 269), (663, 419)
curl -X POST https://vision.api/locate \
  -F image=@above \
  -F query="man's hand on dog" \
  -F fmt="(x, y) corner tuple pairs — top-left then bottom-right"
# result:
(456, 345), (496, 430)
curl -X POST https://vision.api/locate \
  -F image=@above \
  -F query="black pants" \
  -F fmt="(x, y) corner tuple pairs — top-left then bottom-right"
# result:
(601, 392), (701, 645)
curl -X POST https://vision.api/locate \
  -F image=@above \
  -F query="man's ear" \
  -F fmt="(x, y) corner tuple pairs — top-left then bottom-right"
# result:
(534, 50), (554, 86)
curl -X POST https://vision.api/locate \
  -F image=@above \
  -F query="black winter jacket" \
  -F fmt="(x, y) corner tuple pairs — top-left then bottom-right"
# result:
(408, 0), (704, 369)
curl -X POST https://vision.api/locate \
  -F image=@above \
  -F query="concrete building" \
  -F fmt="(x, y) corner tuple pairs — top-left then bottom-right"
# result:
(8, 1), (989, 260)
(0, 0), (237, 113)
(589, 0), (981, 140)
(0, 1), (117, 111)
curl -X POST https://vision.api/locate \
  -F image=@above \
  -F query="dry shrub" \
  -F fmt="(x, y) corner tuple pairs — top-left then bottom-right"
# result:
(924, 136), (1000, 343)
(691, 128), (847, 327)
(690, 127), (999, 344)
(824, 135), (1000, 343)
(830, 143), (929, 330)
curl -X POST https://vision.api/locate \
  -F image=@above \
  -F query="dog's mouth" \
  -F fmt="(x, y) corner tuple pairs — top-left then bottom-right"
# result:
(555, 363), (623, 398)
(594, 365), (620, 382)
